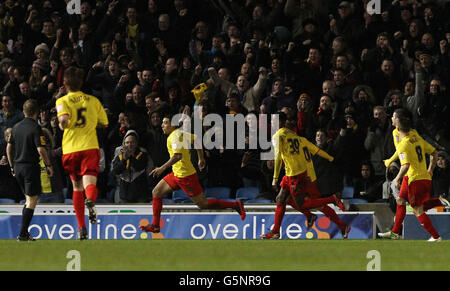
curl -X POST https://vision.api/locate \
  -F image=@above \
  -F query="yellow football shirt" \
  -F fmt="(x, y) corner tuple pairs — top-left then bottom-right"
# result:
(272, 127), (308, 179)
(167, 129), (197, 178)
(56, 91), (108, 154)
(385, 128), (419, 167)
(396, 134), (435, 184)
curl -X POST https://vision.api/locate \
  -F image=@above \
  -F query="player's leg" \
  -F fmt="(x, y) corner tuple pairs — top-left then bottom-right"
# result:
(16, 165), (40, 241)
(71, 177), (88, 239)
(79, 149), (101, 226)
(18, 195), (39, 241)
(423, 195), (450, 211)
(413, 205), (441, 241)
(83, 175), (98, 202)
(140, 175), (174, 233)
(261, 188), (289, 239)
(183, 174), (246, 220)
(286, 194), (316, 230)
(82, 174), (98, 225)
(410, 180), (441, 241)
(380, 176), (409, 239)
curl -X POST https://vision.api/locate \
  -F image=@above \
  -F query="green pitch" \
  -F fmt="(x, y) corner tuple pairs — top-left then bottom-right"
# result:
(0, 239), (449, 271)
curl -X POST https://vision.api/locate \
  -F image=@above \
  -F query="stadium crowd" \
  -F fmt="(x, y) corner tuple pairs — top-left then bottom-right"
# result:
(0, 0), (449, 205)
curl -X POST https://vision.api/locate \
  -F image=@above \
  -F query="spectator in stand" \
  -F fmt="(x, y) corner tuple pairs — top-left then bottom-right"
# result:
(364, 105), (394, 180)
(295, 93), (313, 137)
(313, 128), (344, 198)
(339, 112), (369, 186)
(351, 85), (376, 129)
(326, 1), (364, 55)
(333, 68), (354, 115)
(431, 151), (450, 199)
(417, 77), (449, 136)
(144, 109), (169, 186)
(262, 77), (295, 114)
(37, 128), (64, 203)
(307, 94), (339, 141)
(365, 58), (402, 105)
(353, 160), (383, 202)
(361, 32), (402, 74)
(86, 57), (123, 116)
(0, 95), (23, 145)
(111, 130), (152, 203)
(50, 46), (76, 88)
(327, 53), (361, 86)
(0, 127), (22, 202)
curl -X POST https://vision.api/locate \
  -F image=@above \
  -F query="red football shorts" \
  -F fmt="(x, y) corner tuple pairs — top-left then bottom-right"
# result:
(163, 172), (203, 197)
(407, 179), (431, 208)
(398, 176), (409, 200)
(280, 172), (319, 198)
(62, 148), (100, 181)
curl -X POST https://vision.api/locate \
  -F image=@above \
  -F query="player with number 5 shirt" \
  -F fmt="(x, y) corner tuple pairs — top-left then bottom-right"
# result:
(56, 66), (108, 240)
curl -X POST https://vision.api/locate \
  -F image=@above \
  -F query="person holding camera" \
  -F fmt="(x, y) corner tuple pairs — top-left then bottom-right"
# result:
(111, 130), (152, 203)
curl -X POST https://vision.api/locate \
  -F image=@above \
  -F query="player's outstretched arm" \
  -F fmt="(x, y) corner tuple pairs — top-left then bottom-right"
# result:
(149, 153), (182, 177)
(384, 150), (399, 168)
(316, 148), (334, 162)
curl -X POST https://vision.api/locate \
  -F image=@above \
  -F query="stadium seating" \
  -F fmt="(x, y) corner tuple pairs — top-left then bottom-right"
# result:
(341, 186), (354, 199)
(172, 189), (191, 203)
(235, 187), (259, 201)
(204, 187), (231, 200)
(246, 198), (273, 203)
(0, 198), (15, 204)
(349, 198), (369, 203)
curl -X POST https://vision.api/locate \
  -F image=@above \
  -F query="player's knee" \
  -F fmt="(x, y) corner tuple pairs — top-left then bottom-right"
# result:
(152, 187), (161, 198)
(396, 198), (406, 205)
(196, 200), (209, 209)
(275, 192), (288, 204)
(26, 195), (38, 209)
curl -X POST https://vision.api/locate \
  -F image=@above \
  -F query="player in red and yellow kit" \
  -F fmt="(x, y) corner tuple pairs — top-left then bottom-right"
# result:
(380, 109), (448, 239)
(261, 112), (346, 239)
(391, 113), (442, 241)
(56, 67), (108, 239)
(139, 115), (246, 233)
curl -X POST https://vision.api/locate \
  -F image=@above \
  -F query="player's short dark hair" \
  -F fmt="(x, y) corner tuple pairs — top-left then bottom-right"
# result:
(63, 66), (84, 91)
(23, 99), (39, 117)
(394, 108), (413, 121)
(278, 111), (287, 125)
(397, 114), (412, 133)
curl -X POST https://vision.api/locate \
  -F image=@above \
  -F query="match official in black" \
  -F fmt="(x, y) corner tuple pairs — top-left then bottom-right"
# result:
(6, 99), (53, 241)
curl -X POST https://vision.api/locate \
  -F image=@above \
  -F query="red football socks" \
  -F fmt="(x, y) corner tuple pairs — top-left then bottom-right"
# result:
(152, 197), (163, 227)
(417, 213), (440, 239)
(72, 190), (86, 229)
(272, 203), (286, 233)
(392, 204), (406, 235)
(321, 205), (346, 231)
(85, 184), (98, 202)
(207, 198), (238, 209)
